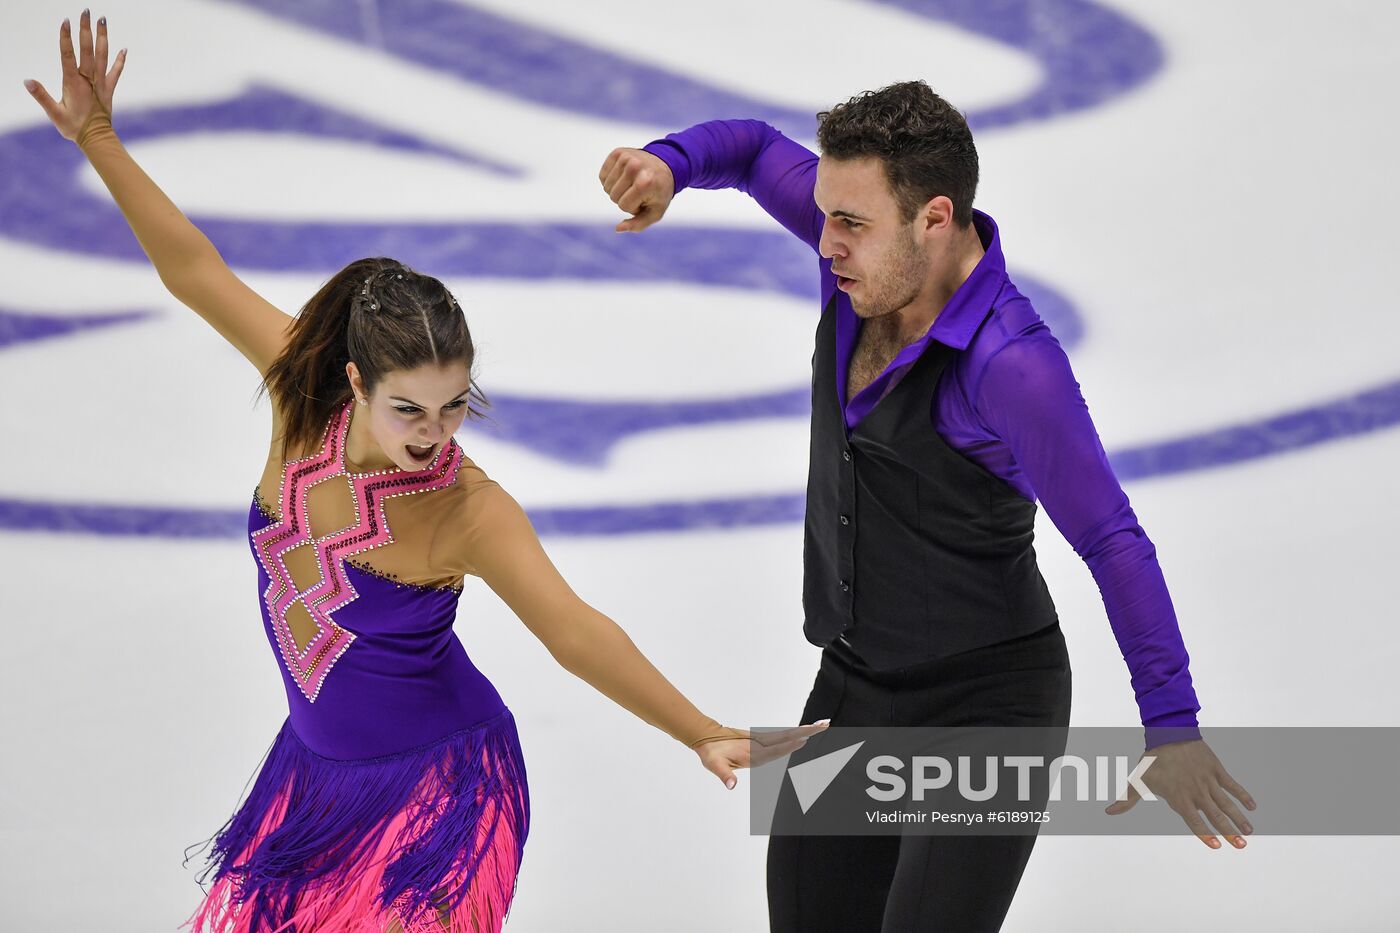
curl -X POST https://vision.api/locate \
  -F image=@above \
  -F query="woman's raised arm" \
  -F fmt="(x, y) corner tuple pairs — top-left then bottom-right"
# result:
(24, 11), (293, 376)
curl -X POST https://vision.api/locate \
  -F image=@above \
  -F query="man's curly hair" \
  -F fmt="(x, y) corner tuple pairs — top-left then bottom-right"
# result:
(816, 80), (978, 227)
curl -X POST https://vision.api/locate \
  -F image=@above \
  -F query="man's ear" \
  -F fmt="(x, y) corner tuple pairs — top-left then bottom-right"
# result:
(922, 195), (955, 235)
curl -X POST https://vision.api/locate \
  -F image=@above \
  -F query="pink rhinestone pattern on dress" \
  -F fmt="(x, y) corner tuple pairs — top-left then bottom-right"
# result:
(250, 398), (463, 703)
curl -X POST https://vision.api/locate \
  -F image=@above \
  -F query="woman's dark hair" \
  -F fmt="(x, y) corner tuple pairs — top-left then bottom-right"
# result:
(816, 80), (979, 227)
(256, 257), (489, 462)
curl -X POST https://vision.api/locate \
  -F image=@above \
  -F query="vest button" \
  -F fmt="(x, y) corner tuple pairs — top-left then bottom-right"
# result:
(839, 514), (850, 525)
(839, 579), (850, 592)
(842, 450), (852, 462)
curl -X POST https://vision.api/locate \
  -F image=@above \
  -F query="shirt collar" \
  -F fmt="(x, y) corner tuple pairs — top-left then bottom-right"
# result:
(926, 208), (1006, 351)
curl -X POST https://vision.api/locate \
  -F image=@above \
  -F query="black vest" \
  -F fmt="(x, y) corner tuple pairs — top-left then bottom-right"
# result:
(802, 293), (1058, 669)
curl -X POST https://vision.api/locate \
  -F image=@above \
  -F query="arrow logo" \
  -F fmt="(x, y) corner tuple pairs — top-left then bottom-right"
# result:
(787, 741), (865, 814)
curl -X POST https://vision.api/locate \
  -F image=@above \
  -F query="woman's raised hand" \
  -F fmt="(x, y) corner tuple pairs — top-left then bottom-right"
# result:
(23, 10), (127, 144)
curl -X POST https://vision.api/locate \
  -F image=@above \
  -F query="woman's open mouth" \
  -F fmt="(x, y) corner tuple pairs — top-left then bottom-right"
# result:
(405, 442), (437, 465)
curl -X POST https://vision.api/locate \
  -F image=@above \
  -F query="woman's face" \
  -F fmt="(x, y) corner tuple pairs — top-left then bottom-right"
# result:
(349, 360), (474, 471)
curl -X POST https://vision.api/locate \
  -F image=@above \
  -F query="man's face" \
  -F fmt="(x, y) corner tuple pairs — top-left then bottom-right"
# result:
(814, 156), (928, 321)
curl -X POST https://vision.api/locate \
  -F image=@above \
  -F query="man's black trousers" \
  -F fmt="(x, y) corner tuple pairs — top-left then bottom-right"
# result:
(767, 622), (1072, 932)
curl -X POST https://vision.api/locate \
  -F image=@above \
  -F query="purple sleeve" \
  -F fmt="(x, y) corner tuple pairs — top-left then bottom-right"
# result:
(974, 330), (1204, 749)
(642, 120), (824, 251)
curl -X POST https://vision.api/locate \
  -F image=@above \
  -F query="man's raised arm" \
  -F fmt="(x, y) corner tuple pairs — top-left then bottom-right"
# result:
(600, 119), (824, 250)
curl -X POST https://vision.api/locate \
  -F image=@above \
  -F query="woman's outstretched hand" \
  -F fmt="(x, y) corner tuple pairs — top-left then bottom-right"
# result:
(692, 720), (831, 791)
(23, 10), (126, 144)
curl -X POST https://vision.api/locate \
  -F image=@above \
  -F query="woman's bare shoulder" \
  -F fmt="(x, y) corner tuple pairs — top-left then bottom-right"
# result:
(448, 454), (510, 522)
(432, 453), (523, 577)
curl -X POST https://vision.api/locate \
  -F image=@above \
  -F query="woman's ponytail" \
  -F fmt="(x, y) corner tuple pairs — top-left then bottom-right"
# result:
(256, 257), (486, 462)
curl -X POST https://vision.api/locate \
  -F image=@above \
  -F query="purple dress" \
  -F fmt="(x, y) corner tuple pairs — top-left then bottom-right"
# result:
(184, 398), (529, 933)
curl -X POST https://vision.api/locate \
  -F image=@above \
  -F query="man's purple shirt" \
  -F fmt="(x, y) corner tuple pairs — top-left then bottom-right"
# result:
(644, 119), (1202, 737)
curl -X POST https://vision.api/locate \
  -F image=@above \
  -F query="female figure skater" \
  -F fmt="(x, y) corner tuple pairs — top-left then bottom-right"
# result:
(23, 13), (825, 932)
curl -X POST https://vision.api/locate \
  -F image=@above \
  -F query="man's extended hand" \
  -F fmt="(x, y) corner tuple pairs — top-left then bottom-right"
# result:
(1105, 738), (1256, 849)
(599, 147), (675, 232)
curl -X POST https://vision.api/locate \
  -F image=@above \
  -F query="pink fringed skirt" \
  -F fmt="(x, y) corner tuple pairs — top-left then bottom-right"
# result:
(182, 709), (529, 932)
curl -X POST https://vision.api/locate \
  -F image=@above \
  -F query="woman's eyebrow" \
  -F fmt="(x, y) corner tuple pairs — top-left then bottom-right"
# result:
(388, 389), (471, 407)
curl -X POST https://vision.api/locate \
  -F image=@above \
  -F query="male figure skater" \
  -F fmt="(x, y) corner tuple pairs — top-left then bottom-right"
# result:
(599, 82), (1253, 931)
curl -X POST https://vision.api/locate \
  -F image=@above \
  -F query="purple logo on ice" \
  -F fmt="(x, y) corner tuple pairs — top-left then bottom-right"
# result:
(2, 0), (1396, 539)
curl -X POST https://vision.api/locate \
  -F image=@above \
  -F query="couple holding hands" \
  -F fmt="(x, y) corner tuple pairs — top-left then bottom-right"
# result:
(25, 11), (1250, 933)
